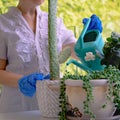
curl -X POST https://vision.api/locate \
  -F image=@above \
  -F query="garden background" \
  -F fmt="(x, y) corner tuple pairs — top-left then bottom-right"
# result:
(1, 0), (120, 38)
(0, 0), (120, 90)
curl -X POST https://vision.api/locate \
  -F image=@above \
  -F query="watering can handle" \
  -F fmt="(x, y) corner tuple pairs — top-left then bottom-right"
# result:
(78, 18), (91, 48)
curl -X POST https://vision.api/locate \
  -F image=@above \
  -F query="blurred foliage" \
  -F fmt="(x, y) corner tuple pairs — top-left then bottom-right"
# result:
(42, 0), (120, 39)
(1, 0), (120, 38)
(0, 0), (120, 74)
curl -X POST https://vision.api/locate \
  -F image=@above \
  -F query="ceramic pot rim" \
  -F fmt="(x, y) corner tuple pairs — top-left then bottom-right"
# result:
(65, 79), (108, 87)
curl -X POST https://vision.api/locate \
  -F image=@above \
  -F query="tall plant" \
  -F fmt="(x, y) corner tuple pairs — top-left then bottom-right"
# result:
(48, 0), (60, 80)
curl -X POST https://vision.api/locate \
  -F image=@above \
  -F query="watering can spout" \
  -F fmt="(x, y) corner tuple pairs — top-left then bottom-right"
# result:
(66, 59), (93, 72)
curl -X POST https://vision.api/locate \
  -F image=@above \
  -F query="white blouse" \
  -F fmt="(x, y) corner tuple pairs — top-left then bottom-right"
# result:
(0, 6), (76, 112)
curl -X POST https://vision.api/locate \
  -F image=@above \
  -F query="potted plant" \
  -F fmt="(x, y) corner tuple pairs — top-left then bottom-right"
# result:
(101, 31), (120, 69)
(59, 66), (120, 120)
(36, 0), (61, 118)
(59, 31), (120, 120)
(36, 1), (120, 119)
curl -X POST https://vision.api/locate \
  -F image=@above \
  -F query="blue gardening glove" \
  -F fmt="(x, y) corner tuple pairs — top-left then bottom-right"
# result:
(18, 73), (50, 97)
(43, 74), (50, 79)
(82, 14), (103, 33)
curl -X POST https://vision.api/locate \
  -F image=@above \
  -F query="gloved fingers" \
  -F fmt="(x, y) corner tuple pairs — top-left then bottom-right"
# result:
(27, 73), (44, 84)
(18, 73), (50, 97)
(82, 14), (102, 33)
(44, 74), (50, 79)
(91, 14), (102, 32)
(91, 15), (102, 29)
(18, 78), (36, 97)
(27, 73), (37, 85)
(82, 18), (89, 25)
(19, 87), (35, 97)
(35, 73), (44, 80)
(34, 73), (50, 80)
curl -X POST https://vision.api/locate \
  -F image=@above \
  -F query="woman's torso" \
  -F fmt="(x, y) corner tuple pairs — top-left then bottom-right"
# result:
(0, 6), (75, 112)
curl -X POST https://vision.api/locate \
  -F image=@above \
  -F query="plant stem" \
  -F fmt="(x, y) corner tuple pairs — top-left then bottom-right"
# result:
(48, 0), (60, 80)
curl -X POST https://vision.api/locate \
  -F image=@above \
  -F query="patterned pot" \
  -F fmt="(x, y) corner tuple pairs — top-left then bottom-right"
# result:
(36, 80), (60, 118)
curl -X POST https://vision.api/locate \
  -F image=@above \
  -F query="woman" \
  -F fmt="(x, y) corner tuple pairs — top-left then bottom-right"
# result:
(0, 0), (76, 112)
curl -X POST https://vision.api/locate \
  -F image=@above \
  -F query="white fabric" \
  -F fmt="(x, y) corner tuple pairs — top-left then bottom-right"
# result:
(0, 6), (76, 112)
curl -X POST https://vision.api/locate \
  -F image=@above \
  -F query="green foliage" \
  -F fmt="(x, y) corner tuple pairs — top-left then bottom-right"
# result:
(59, 79), (67, 120)
(101, 31), (120, 69)
(57, 0), (120, 39)
(0, 0), (18, 14)
(1, 0), (120, 38)
(61, 65), (120, 119)
(103, 32), (120, 56)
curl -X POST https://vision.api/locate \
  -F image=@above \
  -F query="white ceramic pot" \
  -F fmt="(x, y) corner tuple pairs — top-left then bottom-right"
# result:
(36, 80), (60, 118)
(65, 79), (117, 120)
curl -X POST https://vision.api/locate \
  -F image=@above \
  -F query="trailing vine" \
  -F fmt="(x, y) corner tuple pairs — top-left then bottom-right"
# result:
(59, 78), (67, 120)
(59, 65), (120, 119)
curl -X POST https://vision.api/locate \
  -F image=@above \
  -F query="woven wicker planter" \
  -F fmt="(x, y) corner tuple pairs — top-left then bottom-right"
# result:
(36, 80), (60, 118)
(65, 79), (120, 120)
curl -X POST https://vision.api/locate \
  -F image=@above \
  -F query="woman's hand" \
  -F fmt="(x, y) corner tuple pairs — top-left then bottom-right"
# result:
(18, 73), (50, 97)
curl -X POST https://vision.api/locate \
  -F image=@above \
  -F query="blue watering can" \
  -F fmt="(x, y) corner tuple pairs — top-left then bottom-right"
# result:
(67, 18), (105, 72)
